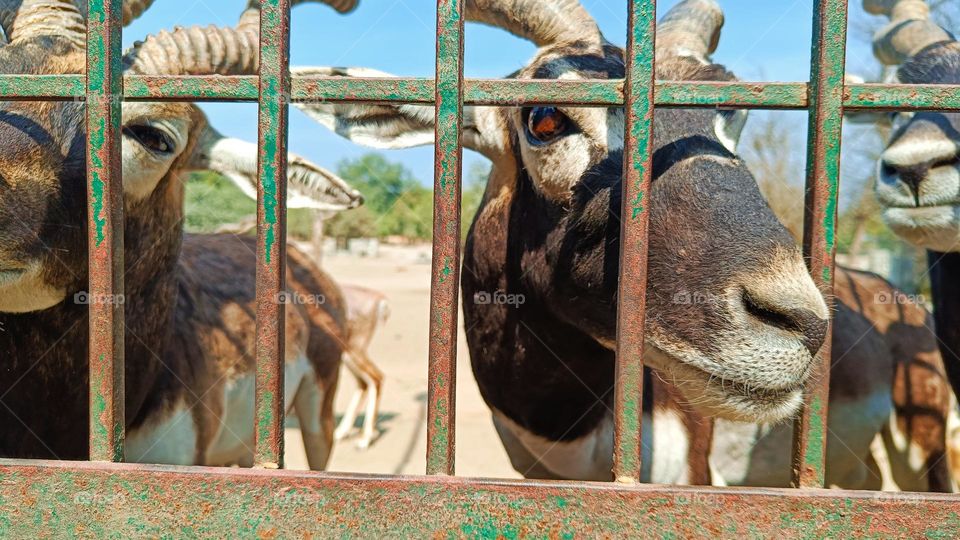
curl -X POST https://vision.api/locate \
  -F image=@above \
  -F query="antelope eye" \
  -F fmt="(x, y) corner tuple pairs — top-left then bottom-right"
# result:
(124, 125), (175, 155)
(525, 106), (570, 145)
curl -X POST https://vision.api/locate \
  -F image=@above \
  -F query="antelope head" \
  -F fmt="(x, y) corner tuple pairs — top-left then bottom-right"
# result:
(0, 0), (361, 314)
(866, 0), (960, 252)
(294, 0), (830, 423)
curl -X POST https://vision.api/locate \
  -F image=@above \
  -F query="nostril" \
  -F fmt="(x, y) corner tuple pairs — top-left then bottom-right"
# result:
(881, 160), (932, 203)
(742, 291), (828, 357)
(879, 160), (898, 180)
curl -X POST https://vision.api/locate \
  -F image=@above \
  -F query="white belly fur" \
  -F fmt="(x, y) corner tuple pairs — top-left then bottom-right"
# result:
(126, 354), (319, 466)
(494, 408), (690, 484)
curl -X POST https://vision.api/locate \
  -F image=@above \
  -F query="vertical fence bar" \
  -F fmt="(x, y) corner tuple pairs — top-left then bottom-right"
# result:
(87, 0), (125, 463)
(614, 0), (657, 483)
(426, 0), (464, 476)
(254, 0), (291, 469)
(792, 0), (848, 488)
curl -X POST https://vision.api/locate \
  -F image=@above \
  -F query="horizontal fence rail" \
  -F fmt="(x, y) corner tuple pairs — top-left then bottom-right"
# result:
(2, 460), (960, 537)
(2, 75), (960, 111)
(0, 0), (957, 536)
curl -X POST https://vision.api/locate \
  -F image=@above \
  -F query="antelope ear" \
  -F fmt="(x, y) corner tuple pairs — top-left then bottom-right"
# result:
(187, 126), (364, 211)
(292, 67), (502, 159)
(714, 109), (748, 152)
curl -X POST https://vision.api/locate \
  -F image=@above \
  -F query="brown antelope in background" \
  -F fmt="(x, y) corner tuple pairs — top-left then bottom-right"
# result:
(0, 0), (362, 469)
(335, 284), (389, 449)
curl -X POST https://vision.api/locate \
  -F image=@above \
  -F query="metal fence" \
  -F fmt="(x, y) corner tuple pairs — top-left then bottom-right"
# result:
(2, 0), (960, 536)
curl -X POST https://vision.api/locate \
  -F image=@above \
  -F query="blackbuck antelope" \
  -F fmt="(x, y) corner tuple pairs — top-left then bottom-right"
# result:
(335, 284), (389, 449)
(0, 0), (363, 468)
(714, 268), (958, 491)
(858, 0), (960, 397)
(294, 0), (837, 482)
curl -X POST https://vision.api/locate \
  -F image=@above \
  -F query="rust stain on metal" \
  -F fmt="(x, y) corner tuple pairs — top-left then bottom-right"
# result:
(253, 0), (291, 469)
(86, 0), (125, 463)
(613, 0), (657, 483)
(2, 460), (960, 537)
(426, 0), (464, 477)
(793, 0), (848, 489)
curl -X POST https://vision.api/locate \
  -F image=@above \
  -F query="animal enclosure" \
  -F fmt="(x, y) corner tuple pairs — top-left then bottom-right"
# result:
(2, 0), (960, 536)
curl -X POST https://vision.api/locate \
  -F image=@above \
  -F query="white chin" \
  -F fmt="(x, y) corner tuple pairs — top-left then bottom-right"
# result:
(883, 206), (960, 253)
(646, 347), (805, 424)
(0, 267), (66, 313)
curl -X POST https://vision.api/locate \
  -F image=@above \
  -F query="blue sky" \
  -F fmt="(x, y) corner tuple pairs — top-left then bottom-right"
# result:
(123, 0), (887, 187)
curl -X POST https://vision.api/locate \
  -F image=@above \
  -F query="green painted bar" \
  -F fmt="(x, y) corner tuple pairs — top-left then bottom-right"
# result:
(657, 81), (809, 109)
(613, 0), (657, 483)
(4, 75), (960, 112)
(253, 0), (291, 470)
(468, 79), (623, 105)
(85, 0), (125, 463)
(1, 460), (959, 538)
(0, 75), (85, 98)
(426, 0), (464, 477)
(292, 76), (434, 104)
(123, 75), (259, 101)
(792, 0), (848, 489)
(845, 83), (960, 111)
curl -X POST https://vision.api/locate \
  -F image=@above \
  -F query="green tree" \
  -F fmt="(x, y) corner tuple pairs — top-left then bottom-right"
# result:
(332, 153), (433, 241)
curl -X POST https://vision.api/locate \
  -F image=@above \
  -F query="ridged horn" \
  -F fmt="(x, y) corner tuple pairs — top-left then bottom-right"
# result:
(0, 0), (85, 47)
(866, 0), (954, 65)
(656, 0), (724, 62)
(122, 24), (259, 75)
(464, 0), (602, 48)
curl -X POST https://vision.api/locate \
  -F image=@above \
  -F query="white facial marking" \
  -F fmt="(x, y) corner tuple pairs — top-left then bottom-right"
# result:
(121, 107), (190, 201)
(881, 139), (957, 169)
(0, 264), (66, 313)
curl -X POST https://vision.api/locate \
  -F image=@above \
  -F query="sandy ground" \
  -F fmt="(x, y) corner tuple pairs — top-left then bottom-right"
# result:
(283, 244), (520, 478)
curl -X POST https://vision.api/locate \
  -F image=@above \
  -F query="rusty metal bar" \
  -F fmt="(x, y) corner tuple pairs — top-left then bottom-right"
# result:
(844, 83), (960, 111)
(7, 75), (960, 111)
(253, 0), (291, 469)
(613, 0), (657, 483)
(2, 459), (959, 537)
(86, 0), (125, 463)
(425, 0), (464, 476)
(792, 0), (848, 489)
